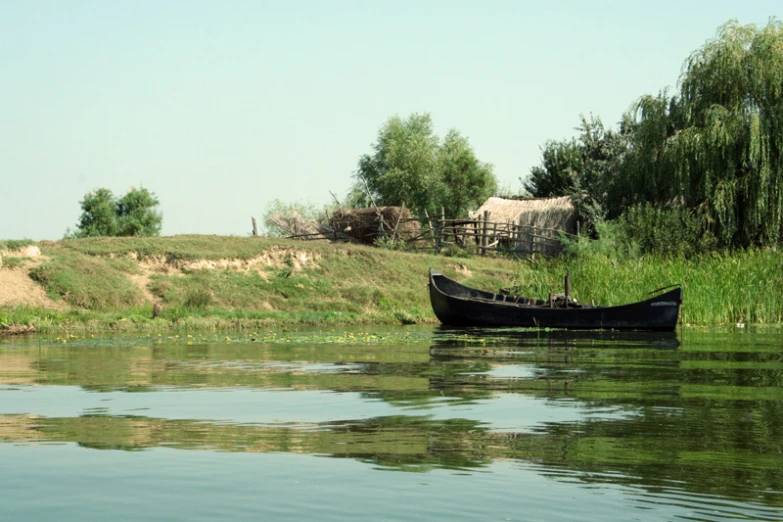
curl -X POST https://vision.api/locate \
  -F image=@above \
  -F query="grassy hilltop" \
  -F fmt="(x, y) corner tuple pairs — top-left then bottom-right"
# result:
(2, 235), (783, 334)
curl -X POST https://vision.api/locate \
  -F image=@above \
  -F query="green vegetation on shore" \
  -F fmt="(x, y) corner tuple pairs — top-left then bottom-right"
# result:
(510, 248), (782, 326)
(526, 20), (783, 252)
(0, 239), (35, 252)
(1, 235), (781, 334)
(1, 236), (513, 334)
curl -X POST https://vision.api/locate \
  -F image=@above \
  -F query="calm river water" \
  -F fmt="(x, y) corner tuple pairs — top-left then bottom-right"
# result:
(1, 326), (782, 521)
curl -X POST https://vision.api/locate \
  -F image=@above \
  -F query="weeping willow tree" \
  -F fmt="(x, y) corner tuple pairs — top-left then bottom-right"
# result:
(620, 19), (783, 248)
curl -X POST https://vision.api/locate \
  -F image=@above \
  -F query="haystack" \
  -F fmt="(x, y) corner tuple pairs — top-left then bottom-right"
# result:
(265, 213), (330, 240)
(473, 196), (577, 233)
(330, 207), (421, 244)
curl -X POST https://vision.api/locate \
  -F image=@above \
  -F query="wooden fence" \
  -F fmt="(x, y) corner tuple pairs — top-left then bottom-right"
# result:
(280, 210), (577, 257)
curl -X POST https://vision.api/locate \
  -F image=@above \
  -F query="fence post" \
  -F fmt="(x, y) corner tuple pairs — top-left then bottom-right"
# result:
(438, 207), (445, 253)
(481, 210), (489, 256)
(508, 221), (514, 250)
(517, 216), (525, 254)
(392, 202), (405, 241)
(424, 209), (437, 251)
(478, 213), (484, 255)
(510, 221), (516, 251)
(529, 227), (535, 254)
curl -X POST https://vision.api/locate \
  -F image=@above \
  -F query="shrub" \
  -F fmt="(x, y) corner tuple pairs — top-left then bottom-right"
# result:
(619, 204), (716, 257)
(374, 237), (410, 251)
(560, 222), (640, 262)
(69, 187), (162, 238)
(184, 288), (212, 309)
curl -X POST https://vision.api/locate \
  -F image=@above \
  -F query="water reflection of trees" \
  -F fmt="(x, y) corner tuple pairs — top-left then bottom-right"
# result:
(3, 329), (783, 508)
(2, 406), (782, 507)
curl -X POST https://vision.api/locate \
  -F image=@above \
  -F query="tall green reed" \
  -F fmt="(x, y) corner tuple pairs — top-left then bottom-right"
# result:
(511, 248), (783, 325)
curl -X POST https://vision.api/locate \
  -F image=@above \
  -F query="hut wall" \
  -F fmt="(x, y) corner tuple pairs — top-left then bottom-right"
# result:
(473, 196), (577, 234)
(471, 196), (578, 255)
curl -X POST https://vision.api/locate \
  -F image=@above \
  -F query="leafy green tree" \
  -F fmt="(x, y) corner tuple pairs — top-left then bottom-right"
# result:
(438, 130), (497, 219)
(525, 115), (628, 201)
(73, 188), (119, 238)
(350, 113), (440, 213)
(70, 187), (162, 238)
(577, 115), (630, 205)
(610, 92), (682, 217)
(116, 187), (162, 236)
(350, 113), (497, 218)
(623, 19), (783, 247)
(524, 115), (629, 235)
(524, 139), (582, 197)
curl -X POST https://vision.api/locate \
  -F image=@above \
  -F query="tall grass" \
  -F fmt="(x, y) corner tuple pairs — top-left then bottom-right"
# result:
(510, 246), (783, 326)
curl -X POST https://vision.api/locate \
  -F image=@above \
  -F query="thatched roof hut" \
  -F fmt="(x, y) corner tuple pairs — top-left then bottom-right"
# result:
(330, 206), (420, 245)
(472, 196), (577, 234)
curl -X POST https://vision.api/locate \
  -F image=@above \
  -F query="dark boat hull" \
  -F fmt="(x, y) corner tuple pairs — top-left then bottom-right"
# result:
(428, 269), (682, 331)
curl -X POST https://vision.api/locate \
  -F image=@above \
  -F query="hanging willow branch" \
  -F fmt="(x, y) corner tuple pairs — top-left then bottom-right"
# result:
(622, 19), (783, 248)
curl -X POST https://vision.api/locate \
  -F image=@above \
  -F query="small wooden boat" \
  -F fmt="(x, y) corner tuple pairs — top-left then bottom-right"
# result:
(428, 269), (682, 331)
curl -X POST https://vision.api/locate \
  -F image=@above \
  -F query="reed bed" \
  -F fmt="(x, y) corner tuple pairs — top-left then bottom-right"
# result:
(511, 249), (783, 325)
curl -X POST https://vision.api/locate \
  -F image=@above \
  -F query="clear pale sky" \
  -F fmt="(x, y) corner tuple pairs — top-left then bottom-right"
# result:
(1, 1), (778, 239)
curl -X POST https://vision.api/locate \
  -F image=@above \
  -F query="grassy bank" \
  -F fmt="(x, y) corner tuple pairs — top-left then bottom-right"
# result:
(0, 236), (516, 334)
(1, 236), (781, 334)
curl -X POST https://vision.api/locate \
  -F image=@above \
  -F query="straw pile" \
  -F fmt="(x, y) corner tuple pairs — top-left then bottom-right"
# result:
(330, 207), (421, 244)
